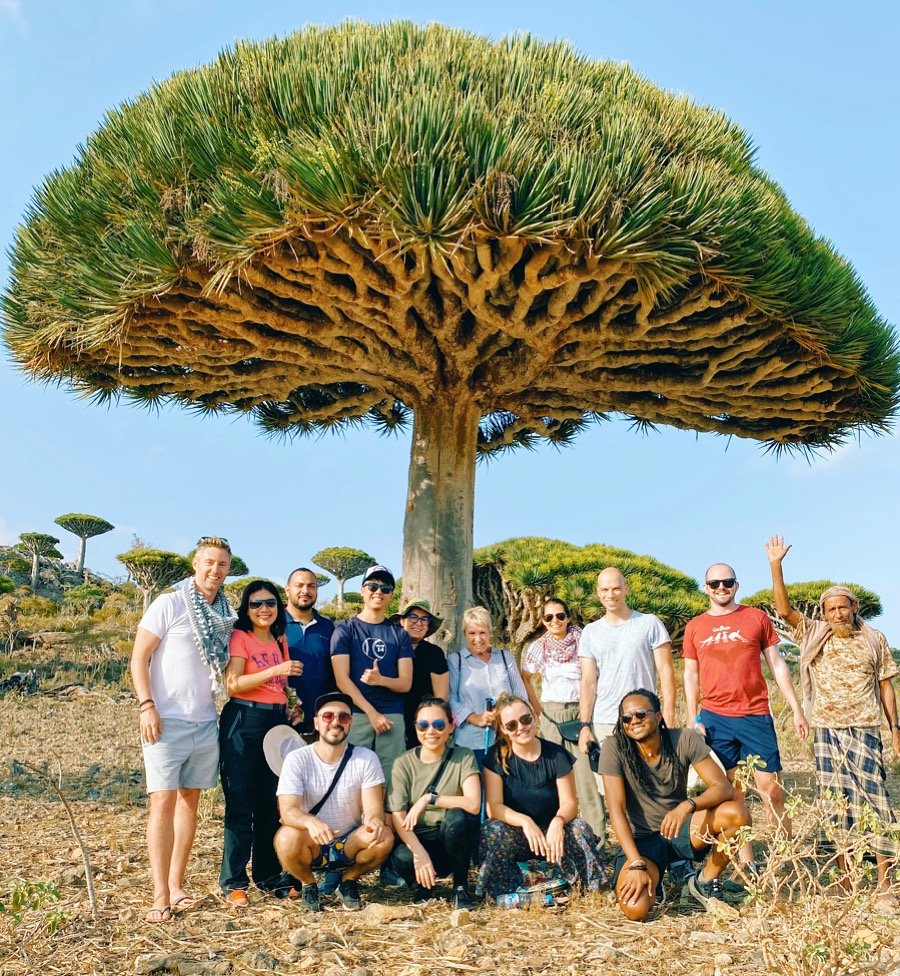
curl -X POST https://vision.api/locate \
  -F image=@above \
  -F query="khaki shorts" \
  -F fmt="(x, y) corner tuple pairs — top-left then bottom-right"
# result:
(142, 717), (219, 793)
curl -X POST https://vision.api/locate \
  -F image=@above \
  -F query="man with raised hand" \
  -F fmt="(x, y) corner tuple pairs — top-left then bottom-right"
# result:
(766, 535), (900, 911)
(683, 560), (808, 875)
(130, 535), (235, 924)
(284, 567), (336, 742)
(600, 688), (749, 921)
(331, 564), (414, 778)
(274, 693), (393, 912)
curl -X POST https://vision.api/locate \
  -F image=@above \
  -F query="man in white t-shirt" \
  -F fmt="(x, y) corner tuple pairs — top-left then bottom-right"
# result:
(130, 535), (235, 924)
(275, 693), (393, 912)
(578, 567), (675, 754)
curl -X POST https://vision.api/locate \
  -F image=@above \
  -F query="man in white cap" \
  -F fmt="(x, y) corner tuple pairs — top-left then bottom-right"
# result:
(274, 693), (393, 912)
(331, 565), (413, 778)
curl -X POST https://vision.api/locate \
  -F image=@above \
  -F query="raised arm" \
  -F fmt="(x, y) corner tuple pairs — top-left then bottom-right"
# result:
(765, 535), (801, 628)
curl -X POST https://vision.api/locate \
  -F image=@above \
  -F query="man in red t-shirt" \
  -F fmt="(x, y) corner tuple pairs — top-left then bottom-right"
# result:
(683, 562), (808, 874)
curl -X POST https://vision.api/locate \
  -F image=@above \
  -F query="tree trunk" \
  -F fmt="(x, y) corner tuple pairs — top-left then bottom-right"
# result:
(335, 577), (345, 610)
(142, 588), (153, 613)
(401, 397), (480, 653)
(76, 537), (87, 580)
(30, 552), (40, 591)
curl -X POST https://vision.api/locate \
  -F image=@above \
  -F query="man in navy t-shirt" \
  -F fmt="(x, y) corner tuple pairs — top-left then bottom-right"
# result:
(331, 565), (413, 778)
(284, 567), (336, 740)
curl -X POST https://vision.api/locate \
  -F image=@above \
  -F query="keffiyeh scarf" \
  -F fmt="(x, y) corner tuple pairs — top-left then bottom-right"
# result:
(526, 625), (582, 675)
(179, 577), (236, 699)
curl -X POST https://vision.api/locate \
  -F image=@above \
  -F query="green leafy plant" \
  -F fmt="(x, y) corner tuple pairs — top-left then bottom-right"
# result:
(0, 879), (68, 934)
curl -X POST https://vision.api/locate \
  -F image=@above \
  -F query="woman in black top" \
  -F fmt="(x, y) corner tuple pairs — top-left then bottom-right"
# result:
(478, 692), (607, 899)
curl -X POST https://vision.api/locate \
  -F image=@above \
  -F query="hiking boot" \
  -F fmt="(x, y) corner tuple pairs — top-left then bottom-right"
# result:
(337, 879), (362, 911)
(299, 883), (321, 913)
(413, 884), (436, 904)
(687, 872), (727, 911)
(453, 886), (475, 909)
(380, 863), (407, 888)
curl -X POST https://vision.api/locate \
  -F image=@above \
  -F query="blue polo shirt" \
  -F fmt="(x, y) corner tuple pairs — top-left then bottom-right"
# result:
(285, 610), (336, 733)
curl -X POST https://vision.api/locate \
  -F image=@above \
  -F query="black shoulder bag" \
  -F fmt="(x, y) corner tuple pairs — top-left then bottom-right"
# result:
(309, 744), (355, 816)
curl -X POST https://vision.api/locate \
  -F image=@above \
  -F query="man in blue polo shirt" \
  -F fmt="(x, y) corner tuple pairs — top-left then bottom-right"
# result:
(284, 568), (336, 741)
(331, 564), (413, 779)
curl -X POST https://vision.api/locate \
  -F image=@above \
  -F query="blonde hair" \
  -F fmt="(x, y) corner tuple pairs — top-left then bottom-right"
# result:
(195, 535), (232, 554)
(462, 605), (492, 634)
(492, 692), (531, 774)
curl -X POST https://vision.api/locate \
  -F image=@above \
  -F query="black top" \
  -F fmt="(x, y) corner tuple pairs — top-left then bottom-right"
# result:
(404, 638), (450, 747)
(484, 738), (574, 829)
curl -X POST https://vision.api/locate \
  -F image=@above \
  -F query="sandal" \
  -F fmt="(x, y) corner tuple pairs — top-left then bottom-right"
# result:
(171, 895), (204, 913)
(145, 906), (173, 924)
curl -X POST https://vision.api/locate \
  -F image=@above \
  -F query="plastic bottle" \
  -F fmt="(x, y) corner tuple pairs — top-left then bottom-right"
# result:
(494, 891), (555, 909)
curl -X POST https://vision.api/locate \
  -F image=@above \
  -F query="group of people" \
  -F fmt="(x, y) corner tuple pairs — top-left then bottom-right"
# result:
(130, 535), (900, 923)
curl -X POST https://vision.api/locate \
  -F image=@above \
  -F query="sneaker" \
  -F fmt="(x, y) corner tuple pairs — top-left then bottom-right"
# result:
(319, 870), (341, 896)
(299, 883), (321, 914)
(337, 879), (362, 911)
(224, 888), (248, 907)
(453, 886), (475, 909)
(380, 863), (407, 889)
(687, 872), (727, 911)
(413, 884), (436, 904)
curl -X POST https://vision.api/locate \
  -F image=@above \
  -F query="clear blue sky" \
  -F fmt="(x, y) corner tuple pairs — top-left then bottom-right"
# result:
(1, 2), (897, 638)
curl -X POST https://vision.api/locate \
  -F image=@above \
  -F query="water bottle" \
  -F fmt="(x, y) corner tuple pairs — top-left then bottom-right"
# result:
(494, 891), (555, 909)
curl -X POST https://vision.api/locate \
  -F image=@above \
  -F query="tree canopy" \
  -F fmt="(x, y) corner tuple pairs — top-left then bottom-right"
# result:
(54, 512), (115, 579)
(117, 548), (192, 611)
(312, 547), (375, 609)
(4, 21), (897, 644)
(17, 533), (64, 592)
(474, 536), (707, 650)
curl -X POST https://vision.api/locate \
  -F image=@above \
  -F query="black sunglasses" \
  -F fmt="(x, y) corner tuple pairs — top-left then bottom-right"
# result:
(415, 718), (448, 731)
(249, 598), (278, 608)
(363, 581), (394, 594)
(621, 709), (652, 725)
(706, 578), (737, 589)
(544, 612), (568, 622)
(503, 712), (534, 732)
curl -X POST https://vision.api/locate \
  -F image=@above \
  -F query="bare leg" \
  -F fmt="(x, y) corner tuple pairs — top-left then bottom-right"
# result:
(147, 790), (177, 913)
(341, 825), (393, 881)
(614, 859), (661, 922)
(690, 799), (751, 881)
(167, 788), (201, 904)
(274, 825), (318, 885)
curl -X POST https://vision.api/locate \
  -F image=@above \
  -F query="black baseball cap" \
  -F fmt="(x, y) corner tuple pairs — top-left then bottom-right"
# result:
(314, 693), (354, 713)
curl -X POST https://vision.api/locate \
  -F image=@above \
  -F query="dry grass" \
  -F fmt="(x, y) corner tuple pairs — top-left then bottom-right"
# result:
(3, 654), (900, 975)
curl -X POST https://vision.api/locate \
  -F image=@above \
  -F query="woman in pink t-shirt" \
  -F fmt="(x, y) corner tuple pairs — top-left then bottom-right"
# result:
(219, 580), (301, 904)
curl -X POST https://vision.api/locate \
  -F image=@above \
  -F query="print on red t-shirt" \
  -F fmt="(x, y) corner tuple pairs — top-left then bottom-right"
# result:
(682, 605), (778, 717)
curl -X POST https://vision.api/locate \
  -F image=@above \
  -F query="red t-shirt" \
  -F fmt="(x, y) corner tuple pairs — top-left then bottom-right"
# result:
(228, 630), (287, 705)
(682, 605), (778, 717)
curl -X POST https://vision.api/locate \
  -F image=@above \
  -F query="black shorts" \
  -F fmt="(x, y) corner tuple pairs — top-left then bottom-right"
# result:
(611, 816), (708, 884)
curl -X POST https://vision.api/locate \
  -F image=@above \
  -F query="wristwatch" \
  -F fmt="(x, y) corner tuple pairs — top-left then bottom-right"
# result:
(429, 789), (439, 805)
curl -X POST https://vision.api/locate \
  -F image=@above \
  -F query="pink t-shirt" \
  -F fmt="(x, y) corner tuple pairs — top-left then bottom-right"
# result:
(229, 630), (287, 705)
(682, 605), (778, 717)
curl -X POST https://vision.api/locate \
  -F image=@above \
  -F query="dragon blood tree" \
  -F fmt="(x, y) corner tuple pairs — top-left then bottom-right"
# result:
(55, 513), (114, 580)
(3, 22), (898, 645)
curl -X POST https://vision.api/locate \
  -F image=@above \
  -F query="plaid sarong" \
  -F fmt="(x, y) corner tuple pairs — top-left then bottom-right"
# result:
(814, 727), (899, 858)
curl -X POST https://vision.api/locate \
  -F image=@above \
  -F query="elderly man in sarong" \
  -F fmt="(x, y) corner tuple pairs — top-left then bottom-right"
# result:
(766, 535), (900, 911)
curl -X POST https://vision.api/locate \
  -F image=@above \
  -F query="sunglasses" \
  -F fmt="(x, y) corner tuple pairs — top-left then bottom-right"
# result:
(415, 718), (448, 731)
(318, 710), (352, 725)
(249, 598), (278, 609)
(544, 612), (568, 622)
(363, 582), (394, 594)
(406, 613), (431, 624)
(503, 712), (535, 732)
(706, 578), (737, 589)
(621, 709), (652, 725)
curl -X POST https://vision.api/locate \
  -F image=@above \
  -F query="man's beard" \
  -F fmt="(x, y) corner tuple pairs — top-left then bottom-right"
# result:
(830, 622), (855, 639)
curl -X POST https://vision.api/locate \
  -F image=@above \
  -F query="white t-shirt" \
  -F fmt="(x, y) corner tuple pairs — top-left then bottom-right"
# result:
(579, 611), (670, 724)
(277, 744), (384, 836)
(139, 592), (217, 723)
(522, 640), (581, 702)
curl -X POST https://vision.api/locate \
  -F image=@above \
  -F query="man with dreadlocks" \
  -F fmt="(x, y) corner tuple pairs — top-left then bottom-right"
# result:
(767, 535), (900, 912)
(599, 689), (750, 920)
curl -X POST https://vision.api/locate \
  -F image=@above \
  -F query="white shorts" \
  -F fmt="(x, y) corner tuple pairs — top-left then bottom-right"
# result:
(142, 717), (219, 793)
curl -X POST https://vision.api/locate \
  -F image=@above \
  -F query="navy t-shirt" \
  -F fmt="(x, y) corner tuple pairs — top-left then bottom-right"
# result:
(285, 611), (336, 733)
(484, 738), (574, 829)
(330, 616), (414, 715)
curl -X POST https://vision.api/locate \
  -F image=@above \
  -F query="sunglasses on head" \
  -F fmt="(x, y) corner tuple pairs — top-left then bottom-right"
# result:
(706, 578), (737, 589)
(503, 712), (534, 732)
(415, 718), (448, 731)
(363, 581), (394, 594)
(621, 709), (652, 725)
(544, 611), (568, 622)
(318, 710), (352, 725)
(249, 598), (278, 608)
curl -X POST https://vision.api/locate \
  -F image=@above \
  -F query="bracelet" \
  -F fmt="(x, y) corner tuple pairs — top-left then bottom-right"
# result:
(139, 698), (154, 707)
(140, 703), (157, 713)
(686, 797), (697, 813)
(553, 814), (566, 825)
(628, 861), (648, 872)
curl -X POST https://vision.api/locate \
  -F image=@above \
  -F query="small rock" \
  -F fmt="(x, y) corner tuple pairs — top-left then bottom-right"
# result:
(449, 908), (472, 927)
(713, 954), (733, 968)
(359, 903), (416, 921)
(590, 947), (618, 962)
(61, 865), (86, 887)
(289, 928), (315, 947)
(135, 955), (169, 975)
(172, 957), (232, 976)
(350, 968), (374, 976)
(689, 931), (727, 944)
(240, 951), (278, 971)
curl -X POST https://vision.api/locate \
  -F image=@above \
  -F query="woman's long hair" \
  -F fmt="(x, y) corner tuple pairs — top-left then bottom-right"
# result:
(234, 579), (287, 640)
(492, 691), (532, 775)
(612, 688), (674, 797)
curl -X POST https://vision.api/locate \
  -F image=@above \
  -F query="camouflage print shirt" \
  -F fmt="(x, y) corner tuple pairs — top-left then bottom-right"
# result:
(793, 615), (898, 729)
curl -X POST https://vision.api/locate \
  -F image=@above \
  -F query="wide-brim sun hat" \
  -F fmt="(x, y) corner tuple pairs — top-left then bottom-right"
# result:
(389, 599), (444, 638)
(263, 725), (307, 774)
